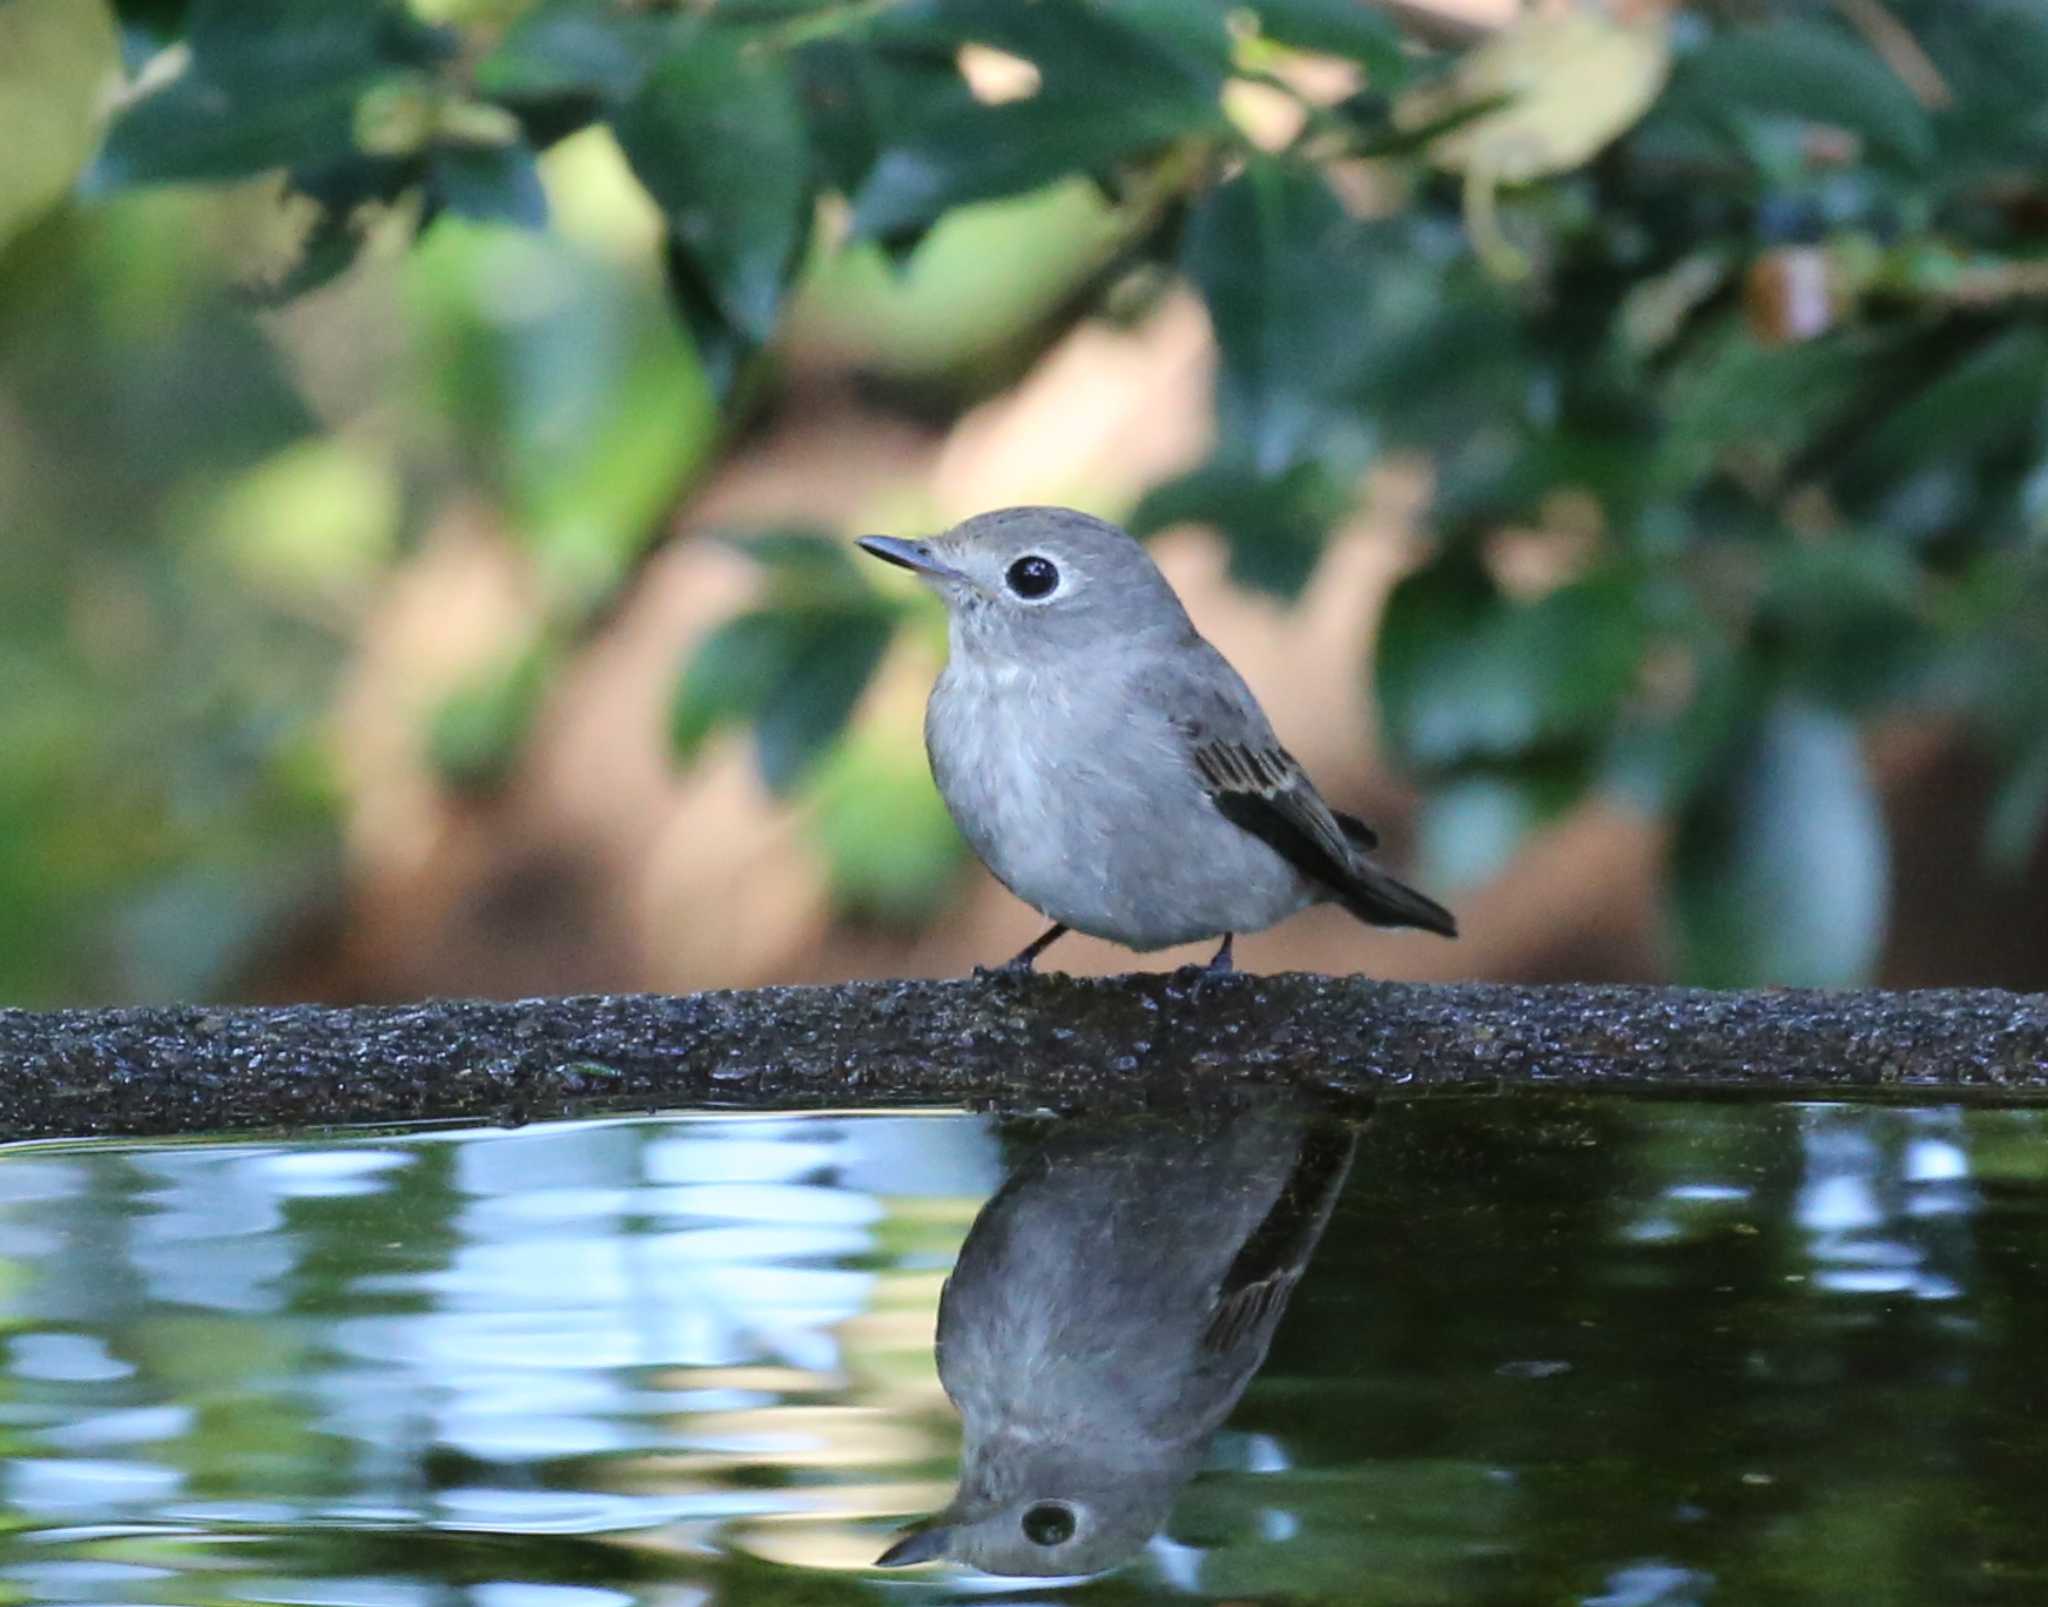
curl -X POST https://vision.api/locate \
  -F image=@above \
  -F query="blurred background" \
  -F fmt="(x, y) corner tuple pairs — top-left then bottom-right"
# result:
(4, 0), (2046, 1008)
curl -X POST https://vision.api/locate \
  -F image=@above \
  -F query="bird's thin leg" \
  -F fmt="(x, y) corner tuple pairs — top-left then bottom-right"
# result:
(1206, 933), (1235, 973)
(991, 922), (1069, 974)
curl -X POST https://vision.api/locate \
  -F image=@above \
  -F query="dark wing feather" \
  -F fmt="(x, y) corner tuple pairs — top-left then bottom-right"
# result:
(1203, 1122), (1358, 1354)
(1333, 809), (1379, 852)
(1156, 640), (1458, 938)
(1191, 739), (1359, 889)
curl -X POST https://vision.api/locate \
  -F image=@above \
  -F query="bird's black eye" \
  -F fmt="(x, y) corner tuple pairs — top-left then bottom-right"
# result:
(1005, 555), (1060, 599)
(1021, 1502), (1075, 1546)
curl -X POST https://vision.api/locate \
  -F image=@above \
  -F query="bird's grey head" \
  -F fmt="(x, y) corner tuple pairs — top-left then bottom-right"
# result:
(875, 1436), (1184, 1577)
(856, 506), (1189, 665)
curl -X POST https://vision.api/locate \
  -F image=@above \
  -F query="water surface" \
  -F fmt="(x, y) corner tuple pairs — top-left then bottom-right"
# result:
(2, 1098), (2045, 1604)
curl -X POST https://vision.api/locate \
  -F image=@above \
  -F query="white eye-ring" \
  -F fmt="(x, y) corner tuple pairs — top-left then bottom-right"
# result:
(1005, 554), (1061, 600)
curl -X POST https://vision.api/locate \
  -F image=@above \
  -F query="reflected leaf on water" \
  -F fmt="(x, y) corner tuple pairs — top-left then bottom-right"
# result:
(875, 1110), (1355, 1578)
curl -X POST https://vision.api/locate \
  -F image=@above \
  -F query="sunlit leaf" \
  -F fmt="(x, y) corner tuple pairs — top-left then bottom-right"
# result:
(0, 0), (120, 249)
(1240, 0), (1407, 82)
(1395, 8), (1670, 183)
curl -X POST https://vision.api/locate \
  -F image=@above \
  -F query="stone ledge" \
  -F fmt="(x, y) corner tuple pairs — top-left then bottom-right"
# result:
(3, 975), (2046, 1142)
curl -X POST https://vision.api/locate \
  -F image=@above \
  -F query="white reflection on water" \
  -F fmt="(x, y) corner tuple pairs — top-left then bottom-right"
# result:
(0, 1111), (1000, 1563)
(1796, 1105), (1976, 1300)
(1582, 1560), (1712, 1606)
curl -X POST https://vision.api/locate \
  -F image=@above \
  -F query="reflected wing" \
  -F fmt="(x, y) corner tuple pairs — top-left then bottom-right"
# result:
(1203, 1122), (1359, 1354)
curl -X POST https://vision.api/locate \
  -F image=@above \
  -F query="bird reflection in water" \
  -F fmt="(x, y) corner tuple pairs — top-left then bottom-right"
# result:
(877, 1108), (1357, 1577)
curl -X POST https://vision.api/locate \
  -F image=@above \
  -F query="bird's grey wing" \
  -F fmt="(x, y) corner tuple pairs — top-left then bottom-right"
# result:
(1153, 640), (1458, 938)
(1203, 1122), (1358, 1354)
(1155, 645), (1364, 894)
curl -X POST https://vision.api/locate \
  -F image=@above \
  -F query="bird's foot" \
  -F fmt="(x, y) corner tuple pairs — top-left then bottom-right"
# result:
(1204, 933), (1235, 974)
(975, 921), (1070, 978)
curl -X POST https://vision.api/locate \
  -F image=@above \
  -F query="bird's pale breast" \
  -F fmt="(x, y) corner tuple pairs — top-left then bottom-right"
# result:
(926, 656), (1316, 950)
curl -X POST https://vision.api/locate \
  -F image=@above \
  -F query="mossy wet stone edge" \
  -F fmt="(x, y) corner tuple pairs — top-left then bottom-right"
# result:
(4, 978), (2047, 1141)
(3, 978), (2047, 1143)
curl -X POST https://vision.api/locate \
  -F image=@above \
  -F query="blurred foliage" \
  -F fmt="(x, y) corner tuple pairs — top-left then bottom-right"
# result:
(8, 0), (2048, 1000)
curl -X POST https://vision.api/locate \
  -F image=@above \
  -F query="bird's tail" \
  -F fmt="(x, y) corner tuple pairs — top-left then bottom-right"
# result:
(1335, 860), (1458, 939)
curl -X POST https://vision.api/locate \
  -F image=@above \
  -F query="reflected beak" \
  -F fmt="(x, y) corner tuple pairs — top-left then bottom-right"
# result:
(857, 535), (967, 584)
(874, 1523), (952, 1568)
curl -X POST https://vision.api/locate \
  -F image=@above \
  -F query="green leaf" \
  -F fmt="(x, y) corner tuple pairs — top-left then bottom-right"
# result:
(1756, 540), (1931, 714)
(86, 0), (429, 188)
(616, 32), (811, 348)
(1131, 453), (1349, 598)
(754, 608), (896, 795)
(1670, 696), (1889, 987)
(669, 608), (808, 763)
(90, 64), (390, 189)
(428, 139), (548, 230)
(1377, 558), (1648, 769)
(1834, 327), (2048, 543)
(1666, 18), (1937, 171)
(794, 37), (975, 198)
(237, 152), (419, 304)
(850, 0), (1228, 238)
(0, 0), (121, 250)
(1986, 736), (2048, 876)
(1239, 0), (1407, 82)
(669, 603), (897, 794)
(1604, 645), (1761, 817)
(405, 221), (718, 608)
(111, 0), (192, 51)
(472, 0), (673, 103)
(1654, 320), (1918, 497)
(805, 722), (967, 927)
(655, 233), (754, 404)
(427, 638), (556, 795)
(1180, 160), (1385, 476)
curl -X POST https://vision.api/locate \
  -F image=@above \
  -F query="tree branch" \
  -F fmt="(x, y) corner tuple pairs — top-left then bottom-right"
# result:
(2, 978), (2045, 1143)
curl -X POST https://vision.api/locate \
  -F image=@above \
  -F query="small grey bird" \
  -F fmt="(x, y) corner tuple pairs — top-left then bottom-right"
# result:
(875, 1112), (1357, 1576)
(857, 506), (1456, 972)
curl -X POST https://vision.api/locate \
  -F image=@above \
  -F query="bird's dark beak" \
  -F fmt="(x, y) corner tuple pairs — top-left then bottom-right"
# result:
(857, 535), (966, 584)
(874, 1523), (951, 1568)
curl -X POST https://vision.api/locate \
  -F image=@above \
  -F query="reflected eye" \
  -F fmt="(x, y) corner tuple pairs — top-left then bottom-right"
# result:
(1021, 1502), (1075, 1546)
(1005, 555), (1060, 599)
